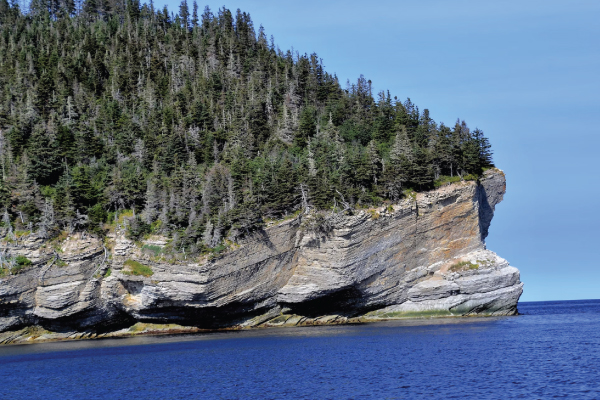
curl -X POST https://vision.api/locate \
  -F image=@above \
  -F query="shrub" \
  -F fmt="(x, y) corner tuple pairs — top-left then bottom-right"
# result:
(150, 220), (162, 232)
(403, 188), (417, 200)
(368, 209), (380, 220)
(142, 244), (162, 256)
(11, 264), (24, 274)
(300, 213), (332, 235)
(89, 204), (107, 224)
(449, 260), (479, 272)
(212, 244), (227, 254)
(88, 204), (108, 235)
(127, 217), (152, 240)
(4, 255), (33, 275)
(122, 259), (153, 277)
(15, 255), (32, 267)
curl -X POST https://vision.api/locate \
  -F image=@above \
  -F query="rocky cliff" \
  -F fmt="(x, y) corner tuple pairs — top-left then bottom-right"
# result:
(0, 169), (522, 343)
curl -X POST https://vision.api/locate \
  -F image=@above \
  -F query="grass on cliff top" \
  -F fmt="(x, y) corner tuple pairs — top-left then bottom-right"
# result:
(434, 174), (479, 188)
(122, 259), (153, 277)
(449, 260), (479, 272)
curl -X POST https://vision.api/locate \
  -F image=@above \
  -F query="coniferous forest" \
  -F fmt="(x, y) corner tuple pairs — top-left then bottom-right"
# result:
(0, 0), (494, 254)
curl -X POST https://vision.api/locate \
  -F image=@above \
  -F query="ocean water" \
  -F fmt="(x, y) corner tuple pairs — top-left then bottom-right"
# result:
(0, 300), (599, 399)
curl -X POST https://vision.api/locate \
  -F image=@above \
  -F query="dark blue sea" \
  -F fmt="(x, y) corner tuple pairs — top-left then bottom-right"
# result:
(1, 300), (599, 399)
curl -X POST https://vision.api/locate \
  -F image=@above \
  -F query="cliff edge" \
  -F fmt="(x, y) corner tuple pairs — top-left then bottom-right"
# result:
(0, 169), (522, 343)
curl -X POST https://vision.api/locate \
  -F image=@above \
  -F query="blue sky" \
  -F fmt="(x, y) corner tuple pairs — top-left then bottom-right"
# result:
(157, 0), (600, 301)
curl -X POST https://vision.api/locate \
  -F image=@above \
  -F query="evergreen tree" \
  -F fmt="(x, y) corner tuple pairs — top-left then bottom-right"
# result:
(191, 1), (198, 27)
(473, 128), (494, 168)
(179, 0), (189, 30)
(460, 137), (476, 175)
(71, 166), (96, 210)
(295, 107), (316, 148)
(26, 125), (63, 186)
(0, 2), (496, 252)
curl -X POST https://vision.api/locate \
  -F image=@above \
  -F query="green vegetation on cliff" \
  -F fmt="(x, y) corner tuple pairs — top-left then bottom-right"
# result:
(0, 1), (494, 255)
(122, 259), (153, 277)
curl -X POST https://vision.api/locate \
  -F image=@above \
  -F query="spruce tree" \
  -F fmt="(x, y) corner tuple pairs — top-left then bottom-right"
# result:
(295, 107), (316, 148)
(0, 2), (496, 251)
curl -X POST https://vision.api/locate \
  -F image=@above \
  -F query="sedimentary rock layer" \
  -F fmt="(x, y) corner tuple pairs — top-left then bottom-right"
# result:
(0, 169), (522, 342)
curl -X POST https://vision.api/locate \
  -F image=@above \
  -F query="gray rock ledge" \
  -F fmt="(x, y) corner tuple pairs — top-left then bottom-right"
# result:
(0, 168), (522, 344)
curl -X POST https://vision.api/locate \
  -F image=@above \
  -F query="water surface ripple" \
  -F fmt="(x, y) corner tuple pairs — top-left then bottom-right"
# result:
(1, 300), (599, 399)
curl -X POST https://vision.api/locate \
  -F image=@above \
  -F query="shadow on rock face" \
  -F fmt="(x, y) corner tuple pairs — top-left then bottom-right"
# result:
(280, 287), (368, 318)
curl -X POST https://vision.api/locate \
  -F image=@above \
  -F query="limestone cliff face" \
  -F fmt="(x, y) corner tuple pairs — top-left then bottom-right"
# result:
(0, 169), (522, 341)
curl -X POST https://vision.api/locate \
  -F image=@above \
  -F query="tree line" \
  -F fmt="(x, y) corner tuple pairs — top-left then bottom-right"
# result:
(0, 0), (494, 254)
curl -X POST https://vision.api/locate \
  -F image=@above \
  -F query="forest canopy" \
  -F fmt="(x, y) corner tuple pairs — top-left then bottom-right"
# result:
(0, 0), (494, 253)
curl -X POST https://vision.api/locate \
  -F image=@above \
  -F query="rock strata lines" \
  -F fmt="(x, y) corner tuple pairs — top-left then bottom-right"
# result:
(0, 169), (522, 344)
